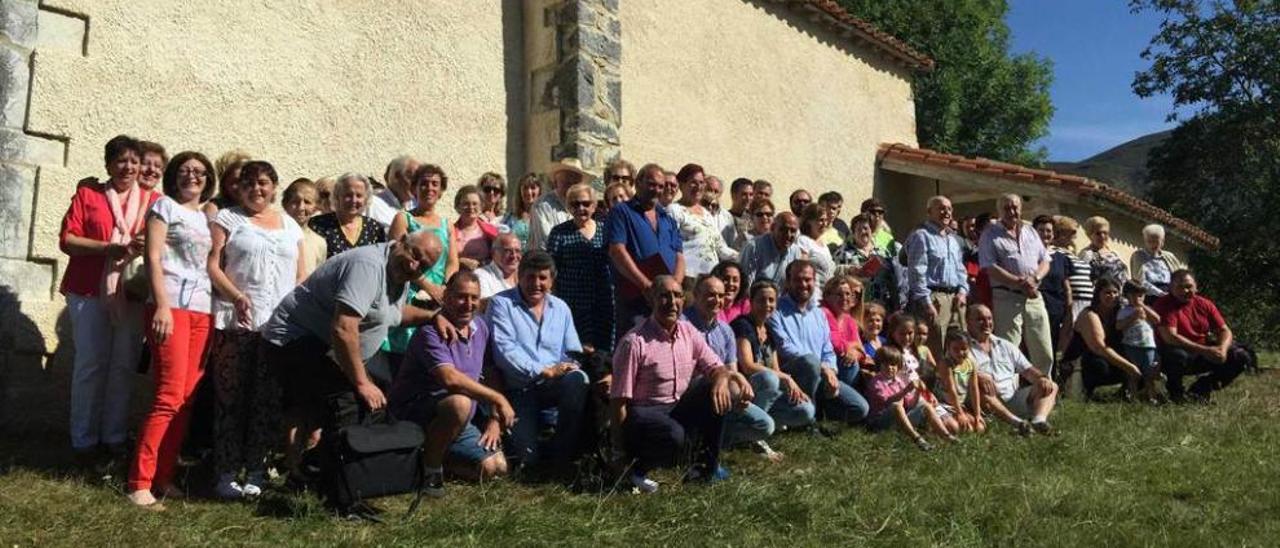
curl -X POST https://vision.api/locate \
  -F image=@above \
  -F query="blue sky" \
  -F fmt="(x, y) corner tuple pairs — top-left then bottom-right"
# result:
(1006, 1), (1179, 162)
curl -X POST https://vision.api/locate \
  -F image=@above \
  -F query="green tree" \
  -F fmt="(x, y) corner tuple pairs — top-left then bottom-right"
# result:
(839, 0), (1055, 164)
(1132, 0), (1280, 346)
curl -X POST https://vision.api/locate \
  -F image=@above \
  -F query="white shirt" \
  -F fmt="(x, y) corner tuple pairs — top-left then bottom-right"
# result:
(475, 262), (515, 299)
(668, 203), (739, 277)
(967, 334), (1032, 401)
(148, 197), (213, 313)
(212, 207), (303, 330)
(367, 188), (415, 227)
(797, 235), (835, 287)
(528, 193), (570, 251)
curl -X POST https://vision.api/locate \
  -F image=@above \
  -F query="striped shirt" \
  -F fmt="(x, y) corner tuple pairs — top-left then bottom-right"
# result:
(1059, 247), (1093, 302)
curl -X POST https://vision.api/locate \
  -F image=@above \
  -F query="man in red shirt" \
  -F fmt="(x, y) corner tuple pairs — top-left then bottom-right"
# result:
(1153, 270), (1248, 402)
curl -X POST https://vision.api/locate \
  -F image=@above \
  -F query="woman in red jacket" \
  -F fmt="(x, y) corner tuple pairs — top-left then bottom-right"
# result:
(59, 135), (160, 461)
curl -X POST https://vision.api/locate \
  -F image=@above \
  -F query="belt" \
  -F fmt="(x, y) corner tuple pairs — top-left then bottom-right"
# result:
(929, 285), (961, 294)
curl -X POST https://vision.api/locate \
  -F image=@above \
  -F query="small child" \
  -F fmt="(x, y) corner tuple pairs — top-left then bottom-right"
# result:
(866, 346), (957, 451)
(1118, 281), (1162, 402)
(860, 302), (888, 367)
(934, 328), (985, 434)
(885, 313), (957, 435)
(914, 322), (938, 383)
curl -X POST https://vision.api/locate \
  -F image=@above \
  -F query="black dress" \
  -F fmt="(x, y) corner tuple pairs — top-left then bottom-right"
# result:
(308, 213), (386, 259)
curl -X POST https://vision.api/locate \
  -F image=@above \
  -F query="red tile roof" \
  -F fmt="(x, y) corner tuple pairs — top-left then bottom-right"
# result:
(878, 143), (1220, 250)
(766, 0), (935, 72)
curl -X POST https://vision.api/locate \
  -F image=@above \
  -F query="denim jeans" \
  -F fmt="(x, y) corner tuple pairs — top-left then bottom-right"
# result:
(67, 295), (143, 450)
(506, 369), (590, 467)
(723, 370), (816, 445)
(783, 354), (869, 424)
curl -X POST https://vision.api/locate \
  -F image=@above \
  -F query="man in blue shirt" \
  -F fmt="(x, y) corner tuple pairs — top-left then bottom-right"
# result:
(739, 212), (805, 287)
(904, 195), (969, 358)
(607, 163), (685, 334)
(767, 260), (870, 424)
(487, 251), (589, 472)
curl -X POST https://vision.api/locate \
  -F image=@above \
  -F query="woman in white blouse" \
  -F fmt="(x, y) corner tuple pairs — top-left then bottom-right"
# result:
(667, 163), (737, 288)
(798, 203), (836, 289)
(126, 151), (216, 509)
(206, 161), (305, 500)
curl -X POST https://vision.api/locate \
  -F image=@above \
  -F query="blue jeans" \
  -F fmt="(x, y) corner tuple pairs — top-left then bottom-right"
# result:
(1122, 345), (1157, 377)
(783, 354), (869, 424)
(723, 370), (816, 446)
(506, 369), (590, 467)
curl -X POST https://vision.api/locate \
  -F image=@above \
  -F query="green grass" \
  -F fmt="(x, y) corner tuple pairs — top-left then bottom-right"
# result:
(5, 366), (1280, 547)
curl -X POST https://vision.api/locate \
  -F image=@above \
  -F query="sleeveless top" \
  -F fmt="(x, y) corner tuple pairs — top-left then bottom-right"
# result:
(382, 211), (450, 353)
(1063, 307), (1122, 363)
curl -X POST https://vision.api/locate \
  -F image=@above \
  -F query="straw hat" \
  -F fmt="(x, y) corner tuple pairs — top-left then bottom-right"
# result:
(546, 157), (596, 180)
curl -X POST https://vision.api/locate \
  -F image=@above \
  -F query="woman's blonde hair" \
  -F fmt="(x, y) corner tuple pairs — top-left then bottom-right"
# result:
(1083, 215), (1110, 236)
(566, 183), (594, 202)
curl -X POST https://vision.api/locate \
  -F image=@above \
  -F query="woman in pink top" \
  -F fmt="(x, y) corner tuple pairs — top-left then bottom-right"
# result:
(59, 135), (160, 458)
(453, 185), (498, 270)
(712, 260), (750, 323)
(821, 275), (864, 388)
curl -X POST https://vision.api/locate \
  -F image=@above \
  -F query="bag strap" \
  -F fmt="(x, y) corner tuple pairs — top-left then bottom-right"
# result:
(403, 459), (427, 519)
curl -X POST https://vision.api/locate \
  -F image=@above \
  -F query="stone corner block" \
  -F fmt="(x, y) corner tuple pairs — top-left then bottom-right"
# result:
(0, 0), (39, 50)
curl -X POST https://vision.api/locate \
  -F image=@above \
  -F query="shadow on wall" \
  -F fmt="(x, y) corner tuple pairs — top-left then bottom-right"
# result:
(745, 0), (913, 78)
(502, 0), (528, 181)
(0, 286), (69, 437)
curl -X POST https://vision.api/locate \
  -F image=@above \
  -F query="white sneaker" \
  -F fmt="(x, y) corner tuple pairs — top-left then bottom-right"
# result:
(629, 471), (659, 494)
(215, 474), (245, 500)
(241, 483), (263, 498)
(242, 471), (266, 498)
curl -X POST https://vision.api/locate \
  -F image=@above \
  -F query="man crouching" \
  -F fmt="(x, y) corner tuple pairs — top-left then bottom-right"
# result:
(610, 275), (753, 493)
(389, 270), (515, 496)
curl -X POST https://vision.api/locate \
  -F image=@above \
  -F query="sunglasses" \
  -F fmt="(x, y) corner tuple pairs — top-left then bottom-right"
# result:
(570, 200), (594, 208)
(482, 186), (504, 194)
(609, 174), (633, 182)
(754, 211), (773, 217)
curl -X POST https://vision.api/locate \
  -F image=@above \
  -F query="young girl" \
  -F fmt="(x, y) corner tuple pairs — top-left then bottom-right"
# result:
(1117, 281), (1162, 402)
(885, 313), (958, 435)
(866, 346), (957, 451)
(934, 328), (985, 434)
(860, 302), (887, 368)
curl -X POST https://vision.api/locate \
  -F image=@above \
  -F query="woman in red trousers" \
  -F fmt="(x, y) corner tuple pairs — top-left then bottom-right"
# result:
(126, 151), (217, 509)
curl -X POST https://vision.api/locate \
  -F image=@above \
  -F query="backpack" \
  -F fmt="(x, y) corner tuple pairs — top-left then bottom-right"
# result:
(320, 413), (426, 516)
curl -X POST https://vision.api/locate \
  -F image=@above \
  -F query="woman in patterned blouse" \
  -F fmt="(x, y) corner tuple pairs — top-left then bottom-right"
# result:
(546, 183), (615, 352)
(306, 173), (385, 259)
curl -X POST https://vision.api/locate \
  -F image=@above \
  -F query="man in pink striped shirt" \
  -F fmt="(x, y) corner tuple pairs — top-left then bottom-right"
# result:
(611, 275), (753, 493)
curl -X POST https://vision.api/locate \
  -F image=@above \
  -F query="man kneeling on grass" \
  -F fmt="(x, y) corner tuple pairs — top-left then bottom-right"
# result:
(964, 304), (1058, 435)
(611, 275), (754, 493)
(389, 270), (515, 496)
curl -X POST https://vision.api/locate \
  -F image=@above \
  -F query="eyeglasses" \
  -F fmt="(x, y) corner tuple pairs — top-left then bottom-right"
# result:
(609, 174), (633, 182)
(178, 169), (208, 178)
(869, 208), (886, 215)
(570, 200), (594, 208)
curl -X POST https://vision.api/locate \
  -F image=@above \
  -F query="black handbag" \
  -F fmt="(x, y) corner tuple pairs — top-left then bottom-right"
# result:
(320, 413), (426, 516)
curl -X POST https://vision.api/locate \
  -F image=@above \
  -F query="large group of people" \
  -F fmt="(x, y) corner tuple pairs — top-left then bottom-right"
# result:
(58, 135), (1252, 512)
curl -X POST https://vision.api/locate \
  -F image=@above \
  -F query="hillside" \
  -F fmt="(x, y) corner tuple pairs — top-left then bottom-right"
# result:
(1047, 130), (1171, 197)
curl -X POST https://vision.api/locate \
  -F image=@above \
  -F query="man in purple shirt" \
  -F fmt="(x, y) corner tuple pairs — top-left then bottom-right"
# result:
(611, 275), (752, 493)
(978, 193), (1054, 374)
(389, 270), (515, 497)
(607, 163), (686, 334)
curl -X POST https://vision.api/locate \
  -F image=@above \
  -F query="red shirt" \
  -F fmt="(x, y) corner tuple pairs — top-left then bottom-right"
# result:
(58, 184), (158, 297)
(1153, 294), (1225, 346)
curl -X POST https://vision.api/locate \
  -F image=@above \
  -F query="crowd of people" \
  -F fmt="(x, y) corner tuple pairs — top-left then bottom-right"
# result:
(58, 134), (1252, 511)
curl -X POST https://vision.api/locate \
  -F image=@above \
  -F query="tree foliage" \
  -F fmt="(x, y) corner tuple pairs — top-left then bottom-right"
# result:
(838, 0), (1055, 164)
(1132, 0), (1280, 346)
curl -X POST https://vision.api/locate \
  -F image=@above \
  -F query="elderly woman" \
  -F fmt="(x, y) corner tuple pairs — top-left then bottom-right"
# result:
(126, 151), (216, 509)
(499, 173), (541, 250)
(798, 204), (836, 288)
(605, 157), (635, 192)
(313, 175), (336, 216)
(546, 183), (615, 352)
(207, 161), (305, 499)
(1079, 216), (1129, 286)
(60, 135), (160, 462)
(835, 213), (899, 311)
(454, 184), (499, 270)
(1064, 279), (1144, 400)
(1053, 215), (1093, 321)
(477, 172), (506, 224)
(1129, 223), (1184, 301)
(668, 163), (738, 285)
(386, 164), (459, 361)
(307, 173), (386, 260)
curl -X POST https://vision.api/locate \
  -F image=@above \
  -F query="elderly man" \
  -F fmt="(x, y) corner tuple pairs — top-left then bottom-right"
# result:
(486, 251), (589, 472)
(389, 270), (514, 495)
(905, 195), (970, 358)
(367, 155), (420, 226)
(788, 189), (813, 217)
(739, 211), (804, 286)
(607, 163), (685, 333)
(612, 275), (753, 492)
(702, 175), (735, 239)
(1154, 270), (1249, 402)
(262, 231), (444, 430)
(474, 233), (521, 300)
(528, 158), (587, 250)
(723, 177), (756, 250)
(767, 261), (869, 424)
(978, 193), (1054, 374)
(965, 304), (1057, 434)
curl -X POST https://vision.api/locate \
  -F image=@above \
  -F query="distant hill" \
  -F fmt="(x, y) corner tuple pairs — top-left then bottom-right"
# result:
(1046, 130), (1171, 198)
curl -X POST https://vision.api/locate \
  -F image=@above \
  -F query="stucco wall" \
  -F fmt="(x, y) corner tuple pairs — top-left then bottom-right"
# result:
(620, 0), (918, 205)
(11, 1), (515, 351)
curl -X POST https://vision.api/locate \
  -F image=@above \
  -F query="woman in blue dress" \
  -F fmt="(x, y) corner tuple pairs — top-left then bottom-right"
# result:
(546, 183), (615, 353)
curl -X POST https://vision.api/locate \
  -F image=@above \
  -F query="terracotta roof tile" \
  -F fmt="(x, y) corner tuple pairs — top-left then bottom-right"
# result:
(877, 143), (1220, 250)
(768, 0), (935, 71)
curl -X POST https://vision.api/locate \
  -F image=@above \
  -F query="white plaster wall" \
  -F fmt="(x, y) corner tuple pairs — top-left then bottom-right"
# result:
(620, 0), (918, 205)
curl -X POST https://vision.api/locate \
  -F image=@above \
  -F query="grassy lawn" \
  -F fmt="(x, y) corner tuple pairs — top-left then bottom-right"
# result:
(4, 364), (1280, 546)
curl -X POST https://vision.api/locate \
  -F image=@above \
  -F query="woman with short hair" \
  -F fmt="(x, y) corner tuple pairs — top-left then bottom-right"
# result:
(207, 161), (305, 499)
(711, 260), (749, 323)
(1130, 223), (1184, 301)
(1064, 278), (1143, 400)
(1079, 216), (1129, 286)
(498, 173), (541, 251)
(477, 172), (506, 224)
(60, 135), (161, 462)
(668, 163), (738, 284)
(546, 184), (615, 352)
(307, 172), (386, 260)
(747, 197), (775, 239)
(202, 150), (251, 219)
(454, 184), (499, 270)
(798, 203), (836, 288)
(138, 141), (168, 191)
(834, 214), (899, 311)
(385, 164), (460, 362)
(126, 151), (217, 509)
